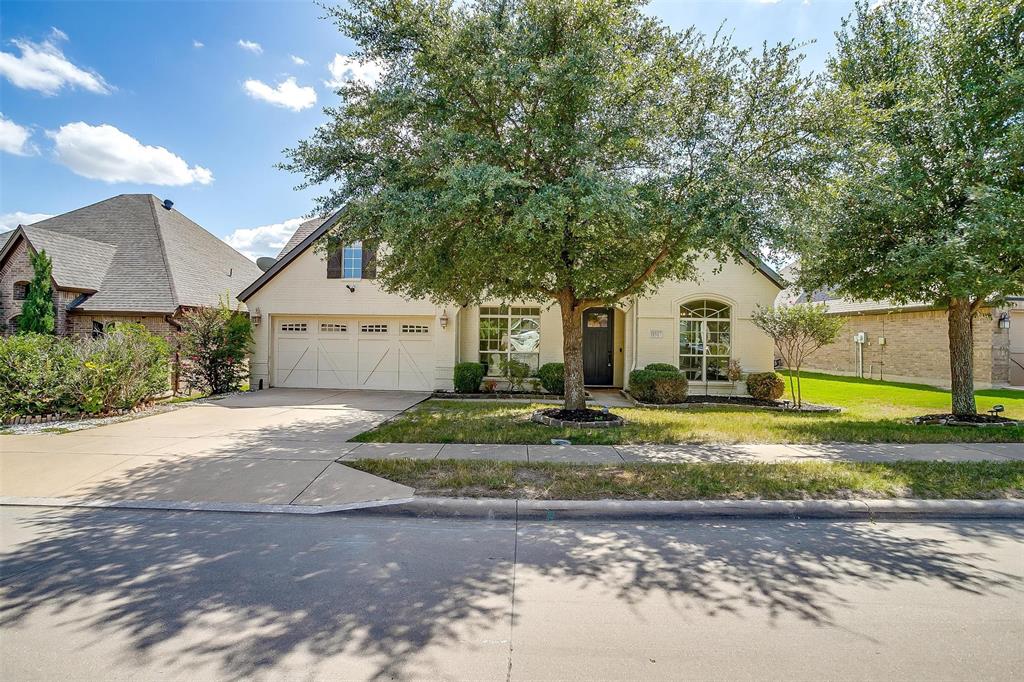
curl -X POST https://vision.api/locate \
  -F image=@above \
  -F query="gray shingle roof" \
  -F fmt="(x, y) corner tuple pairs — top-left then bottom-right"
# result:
(5, 194), (262, 313)
(276, 217), (324, 259)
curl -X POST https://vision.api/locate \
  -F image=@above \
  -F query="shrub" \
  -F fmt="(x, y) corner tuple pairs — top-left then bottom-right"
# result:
(499, 357), (531, 391)
(747, 371), (785, 401)
(629, 366), (688, 404)
(74, 323), (171, 413)
(453, 361), (486, 392)
(177, 303), (253, 394)
(0, 325), (170, 417)
(537, 362), (565, 394)
(0, 333), (76, 416)
(644, 362), (679, 373)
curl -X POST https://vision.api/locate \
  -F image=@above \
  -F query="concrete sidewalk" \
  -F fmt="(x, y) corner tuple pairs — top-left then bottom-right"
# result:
(339, 441), (1024, 464)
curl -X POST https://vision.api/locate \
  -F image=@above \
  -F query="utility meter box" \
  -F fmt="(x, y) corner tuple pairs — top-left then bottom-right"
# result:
(878, 336), (886, 346)
(853, 332), (867, 344)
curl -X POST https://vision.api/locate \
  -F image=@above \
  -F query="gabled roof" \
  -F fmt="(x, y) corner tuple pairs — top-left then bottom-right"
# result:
(0, 194), (262, 313)
(277, 217), (323, 259)
(240, 208), (787, 302)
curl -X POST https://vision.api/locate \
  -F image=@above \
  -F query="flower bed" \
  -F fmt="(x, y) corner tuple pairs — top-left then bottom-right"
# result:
(432, 390), (591, 401)
(620, 390), (841, 413)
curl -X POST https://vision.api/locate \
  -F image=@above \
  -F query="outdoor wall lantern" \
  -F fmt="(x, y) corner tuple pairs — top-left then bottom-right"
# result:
(998, 312), (1010, 329)
(251, 307), (261, 326)
(439, 311), (449, 329)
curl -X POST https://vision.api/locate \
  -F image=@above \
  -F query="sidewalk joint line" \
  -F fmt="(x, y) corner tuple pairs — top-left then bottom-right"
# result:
(287, 462), (334, 505)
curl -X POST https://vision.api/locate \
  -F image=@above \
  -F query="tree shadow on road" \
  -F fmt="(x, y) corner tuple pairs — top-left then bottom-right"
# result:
(2, 504), (1021, 679)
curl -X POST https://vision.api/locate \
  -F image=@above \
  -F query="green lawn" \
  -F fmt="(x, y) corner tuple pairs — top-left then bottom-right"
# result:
(347, 459), (1024, 500)
(353, 371), (1024, 444)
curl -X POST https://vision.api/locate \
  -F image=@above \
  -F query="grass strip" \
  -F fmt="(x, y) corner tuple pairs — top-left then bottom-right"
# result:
(347, 459), (1024, 501)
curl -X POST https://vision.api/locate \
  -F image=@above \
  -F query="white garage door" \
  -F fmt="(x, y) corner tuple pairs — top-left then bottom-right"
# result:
(273, 317), (435, 390)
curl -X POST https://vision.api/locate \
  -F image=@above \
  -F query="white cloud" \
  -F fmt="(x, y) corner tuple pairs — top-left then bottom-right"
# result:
(0, 211), (54, 231)
(49, 122), (214, 186)
(238, 39), (263, 54)
(223, 217), (305, 260)
(290, 55), (307, 65)
(0, 114), (35, 156)
(193, 39), (204, 48)
(0, 28), (111, 95)
(244, 77), (317, 111)
(325, 53), (383, 88)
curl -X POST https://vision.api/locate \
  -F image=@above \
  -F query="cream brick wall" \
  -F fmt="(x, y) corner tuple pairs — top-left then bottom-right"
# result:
(803, 307), (1010, 388)
(246, 245), (781, 391)
(244, 244), (457, 390)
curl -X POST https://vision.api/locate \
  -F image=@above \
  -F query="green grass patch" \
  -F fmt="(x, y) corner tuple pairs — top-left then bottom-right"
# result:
(347, 459), (1024, 500)
(352, 371), (1024, 444)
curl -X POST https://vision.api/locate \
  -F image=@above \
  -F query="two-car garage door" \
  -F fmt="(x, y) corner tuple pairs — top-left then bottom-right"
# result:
(273, 317), (435, 390)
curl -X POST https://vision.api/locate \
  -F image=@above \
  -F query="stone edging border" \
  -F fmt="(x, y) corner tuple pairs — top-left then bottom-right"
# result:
(618, 390), (842, 413)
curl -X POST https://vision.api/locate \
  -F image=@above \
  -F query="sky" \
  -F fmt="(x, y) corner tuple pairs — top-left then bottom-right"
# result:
(0, 0), (856, 260)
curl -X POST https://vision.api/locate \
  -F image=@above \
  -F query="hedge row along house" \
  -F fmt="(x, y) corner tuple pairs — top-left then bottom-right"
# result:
(239, 211), (786, 393)
(0, 194), (262, 389)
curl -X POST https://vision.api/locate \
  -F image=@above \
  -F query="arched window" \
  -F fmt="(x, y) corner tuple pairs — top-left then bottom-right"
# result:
(679, 299), (731, 382)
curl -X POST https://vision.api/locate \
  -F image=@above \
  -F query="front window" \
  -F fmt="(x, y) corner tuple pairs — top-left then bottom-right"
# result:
(679, 299), (731, 382)
(342, 242), (362, 278)
(13, 281), (28, 300)
(479, 305), (541, 375)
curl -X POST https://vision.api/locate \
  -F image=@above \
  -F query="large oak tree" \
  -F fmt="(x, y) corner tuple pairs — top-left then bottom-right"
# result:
(796, 0), (1023, 416)
(284, 0), (827, 409)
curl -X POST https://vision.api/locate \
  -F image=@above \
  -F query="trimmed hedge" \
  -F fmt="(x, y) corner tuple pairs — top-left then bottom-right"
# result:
(643, 362), (679, 373)
(629, 363), (689, 404)
(453, 362), (486, 393)
(537, 362), (565, 395)
(746, 371), (785, 401)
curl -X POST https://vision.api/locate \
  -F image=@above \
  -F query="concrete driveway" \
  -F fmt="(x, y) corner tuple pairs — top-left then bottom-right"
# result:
(0, 389), (427, 510)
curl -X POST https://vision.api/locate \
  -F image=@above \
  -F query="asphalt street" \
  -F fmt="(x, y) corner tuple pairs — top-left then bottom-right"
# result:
(1, 506), (1021, 680)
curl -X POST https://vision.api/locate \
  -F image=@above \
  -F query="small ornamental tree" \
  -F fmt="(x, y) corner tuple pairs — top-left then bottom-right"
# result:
(19, 249), (56, 335)
(177, 303), (253, 394)
(796, 0), (1024, 416)
(282, 0), (831, 410)
(751, 304), (844, 407)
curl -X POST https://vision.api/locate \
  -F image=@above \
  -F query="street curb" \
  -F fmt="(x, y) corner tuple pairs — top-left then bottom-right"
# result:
(350, 497), (1024, 521)
(0, 495), (415, 516)
(3, 495), (1021, 520)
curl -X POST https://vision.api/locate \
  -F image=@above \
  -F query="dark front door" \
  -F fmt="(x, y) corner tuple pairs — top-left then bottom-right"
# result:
(583, 308), (614, 385)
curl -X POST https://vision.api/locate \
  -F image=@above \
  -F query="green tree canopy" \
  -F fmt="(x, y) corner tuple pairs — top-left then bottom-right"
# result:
(19, 249), (56, 335)
(796, 0), (1023, 415)
(285, 0), (829, 408)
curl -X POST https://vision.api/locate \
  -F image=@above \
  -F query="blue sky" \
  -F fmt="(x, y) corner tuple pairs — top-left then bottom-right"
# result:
(0, 0), (855, 259)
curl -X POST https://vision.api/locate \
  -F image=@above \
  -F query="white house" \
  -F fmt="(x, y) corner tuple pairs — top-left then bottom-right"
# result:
(238, 213), (785, 393)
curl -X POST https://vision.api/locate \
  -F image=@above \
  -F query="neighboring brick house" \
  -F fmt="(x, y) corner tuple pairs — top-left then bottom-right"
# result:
(776, 268), (1023, 388)
(1, 194), (262, 382)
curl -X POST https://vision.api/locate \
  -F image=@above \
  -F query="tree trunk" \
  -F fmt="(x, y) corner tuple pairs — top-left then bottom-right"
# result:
(947, 298), (977, 417)
(559, 295), (587, 410)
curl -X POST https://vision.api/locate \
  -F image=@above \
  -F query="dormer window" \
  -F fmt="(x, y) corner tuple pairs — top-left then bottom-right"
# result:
(13, 281), (29, 300)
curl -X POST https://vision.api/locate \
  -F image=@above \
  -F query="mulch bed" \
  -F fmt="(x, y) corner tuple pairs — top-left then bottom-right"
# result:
(621, 390), (841, 413)
(911, 413), (1022, 428)
(683, 395), (780, 407)
(532, 407), (625, 429)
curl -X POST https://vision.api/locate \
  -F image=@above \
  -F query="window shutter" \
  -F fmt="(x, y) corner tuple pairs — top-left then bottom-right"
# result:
(361, 241), (377, 279)
(326, 250), (342, 279)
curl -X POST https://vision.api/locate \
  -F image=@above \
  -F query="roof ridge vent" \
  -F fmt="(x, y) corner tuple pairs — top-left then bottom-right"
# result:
(162, 199), (174, 210)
